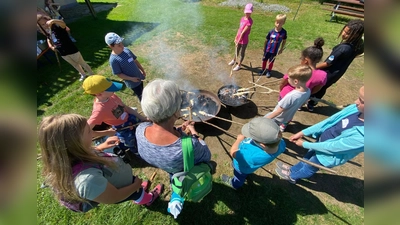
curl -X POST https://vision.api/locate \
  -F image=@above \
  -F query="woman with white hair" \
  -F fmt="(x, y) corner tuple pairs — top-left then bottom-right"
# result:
(136, 79), (211, 174)
(136, 79), (211, 218)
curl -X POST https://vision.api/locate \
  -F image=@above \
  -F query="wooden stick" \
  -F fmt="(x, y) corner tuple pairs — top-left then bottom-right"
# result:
(247, 81), (279, 93)
(187, 107), (193, 121)
(283, 150), (337, 174)
(150, 171), (157, 181)
(256, 43), (291, 83)
(309, 97), (347, 110)
(198, 111), (245, 126)
(91, 122), (145, 141)
(37, 154), (42, 160)
(200, 120), (238, 137)
(238, 79), (282, 92)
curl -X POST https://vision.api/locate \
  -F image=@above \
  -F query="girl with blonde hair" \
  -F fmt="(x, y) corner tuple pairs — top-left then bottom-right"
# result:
(38, 114), (162, 212)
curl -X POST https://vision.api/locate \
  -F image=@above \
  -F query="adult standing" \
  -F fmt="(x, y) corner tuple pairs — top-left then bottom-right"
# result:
(308, 19), (364, 111)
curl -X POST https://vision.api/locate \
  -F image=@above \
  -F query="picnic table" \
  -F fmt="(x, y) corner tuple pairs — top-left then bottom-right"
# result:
(322, 0), (364, 21)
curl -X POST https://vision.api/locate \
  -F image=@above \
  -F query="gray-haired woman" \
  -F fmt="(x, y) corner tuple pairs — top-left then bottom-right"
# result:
(135, 79), (211, 218)
(136, 79), (211, 174)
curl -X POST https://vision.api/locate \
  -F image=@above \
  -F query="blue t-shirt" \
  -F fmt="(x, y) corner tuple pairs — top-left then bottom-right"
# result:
(109, 47), (145, 89)
(265, 28), (287, 54)
(320, 112), (364, 142)
(233, 138), (286, 174)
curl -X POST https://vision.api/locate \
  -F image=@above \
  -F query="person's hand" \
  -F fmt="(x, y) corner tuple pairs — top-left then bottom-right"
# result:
(182, 121), (196, 133)
(293, 139), (304, 147)
(131, 77), (141, 82)
(96, 136), (119, 151)
(289, 131), (304, 142)
(50, 46), (56, 51)
(237, 134), (245, 142)
(142, 71), (146, 77)
(105, 127), (117, 136)
(45, 19), (54, 26)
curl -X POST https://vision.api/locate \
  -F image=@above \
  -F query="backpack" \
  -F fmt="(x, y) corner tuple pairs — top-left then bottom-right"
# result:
(59, 162), (104, 213)
(171, 136), (212, 202)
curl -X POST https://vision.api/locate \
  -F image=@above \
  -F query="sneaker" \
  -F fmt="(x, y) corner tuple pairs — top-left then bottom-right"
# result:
(146, 184), (164, 206)
(275, 168), (296, 184)
(266, 71), (271, 78)
(232, 65), (240, 71)
(141, 180), (150, 191)
(221, 174), (236, 189)
(258, 69), (266, 76)
(79, 74), (86, 82)
(306, 102), (314, 112)
(228, 59), (235, 66)
(276, 161), (291, 171)
(131, 107), (138, 111)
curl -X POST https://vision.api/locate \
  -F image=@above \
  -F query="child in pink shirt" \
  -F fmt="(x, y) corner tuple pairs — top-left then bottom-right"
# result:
(228, 3), (253, 71)
(279, 37), (327, 100)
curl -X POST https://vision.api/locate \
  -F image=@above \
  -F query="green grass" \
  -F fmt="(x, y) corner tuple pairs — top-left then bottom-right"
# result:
(37, 0), (363, 224)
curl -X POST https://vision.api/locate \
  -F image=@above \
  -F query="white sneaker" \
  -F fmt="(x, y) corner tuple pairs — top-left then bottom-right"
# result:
(232, 65), (240, 71)
(79, 74), (86, 81)
(228, 60), (235, 66)
(131, 107), (138, 111)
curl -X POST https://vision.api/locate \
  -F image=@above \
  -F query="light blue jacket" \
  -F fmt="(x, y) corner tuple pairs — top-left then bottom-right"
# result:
(302, 104), (364, 167)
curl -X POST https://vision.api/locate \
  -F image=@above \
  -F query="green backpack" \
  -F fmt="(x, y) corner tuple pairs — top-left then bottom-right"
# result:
(171, 136), (212, 202)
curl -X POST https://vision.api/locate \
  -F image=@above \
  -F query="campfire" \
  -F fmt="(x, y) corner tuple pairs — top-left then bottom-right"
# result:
(217, 85), (249, 107)
(180, 90), (221, 122)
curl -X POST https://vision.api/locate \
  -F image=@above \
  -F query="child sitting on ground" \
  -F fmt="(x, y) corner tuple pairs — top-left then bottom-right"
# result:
(82, 75), (147, 154)
(265, 64), (312, 132)
(259, 14), (287, 78)
(38, 114), (163, 212)
(221, 117), (286, 189)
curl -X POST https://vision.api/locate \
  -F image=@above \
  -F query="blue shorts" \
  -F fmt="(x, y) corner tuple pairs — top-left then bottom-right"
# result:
(112, 114), (141, 153)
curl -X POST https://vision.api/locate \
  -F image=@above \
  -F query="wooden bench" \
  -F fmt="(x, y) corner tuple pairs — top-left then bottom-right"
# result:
(322, 0), (364, 21)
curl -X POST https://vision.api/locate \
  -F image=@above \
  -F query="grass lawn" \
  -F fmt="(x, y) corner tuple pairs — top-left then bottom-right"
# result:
(37, 0), (364, 224)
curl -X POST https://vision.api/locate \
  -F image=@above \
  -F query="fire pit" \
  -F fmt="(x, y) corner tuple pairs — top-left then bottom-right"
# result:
(217, 85), (249, 107)
(180, 90), (221, 122)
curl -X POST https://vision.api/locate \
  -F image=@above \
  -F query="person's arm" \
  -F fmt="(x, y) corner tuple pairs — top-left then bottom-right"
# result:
(92, 178), (142, 204)
(316, 61), (330, 70)
(134, 59), (146, 77)
(115, 73), (141, 82)
(94, 136), (119, 151)
(237, 25), (250, 43)
(123, 105), (147, 121)
(294, 129), (364, 155)
(47, 38), (55, 51)
(278, 39), (286, 55)
(279, 76), (289, 91)
(230, 134), (245, 158)
(310, 84), (324, 95)
(46, 19), (66, 29)
(266, 106), (284, 120)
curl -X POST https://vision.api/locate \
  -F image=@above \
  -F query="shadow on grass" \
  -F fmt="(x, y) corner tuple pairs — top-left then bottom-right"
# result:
(195, 105), (233, 138)
(299, 173), (364, 207)
(160, 176), (328, 225)
(227, 100), (258, 119)
(37, 7), (159, 116)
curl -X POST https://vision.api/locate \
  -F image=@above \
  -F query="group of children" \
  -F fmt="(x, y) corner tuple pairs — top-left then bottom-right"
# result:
(37, 2), (364, 219)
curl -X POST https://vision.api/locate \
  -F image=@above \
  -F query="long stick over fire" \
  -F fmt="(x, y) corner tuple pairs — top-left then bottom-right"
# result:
(198, 111), (245, 126)
(247, 81), (279, 93)
(200, 119), (238, 137)
(238, 79), (282, 92)
(282, 150), (338, 174)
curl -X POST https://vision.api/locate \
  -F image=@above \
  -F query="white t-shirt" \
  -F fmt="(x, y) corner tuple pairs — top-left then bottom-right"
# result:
(272, 89), (311, 124)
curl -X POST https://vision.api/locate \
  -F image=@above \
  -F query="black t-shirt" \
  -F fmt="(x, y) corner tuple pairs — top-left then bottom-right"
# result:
(324, 41), (364, 80)
(50, 24), (79, 56)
